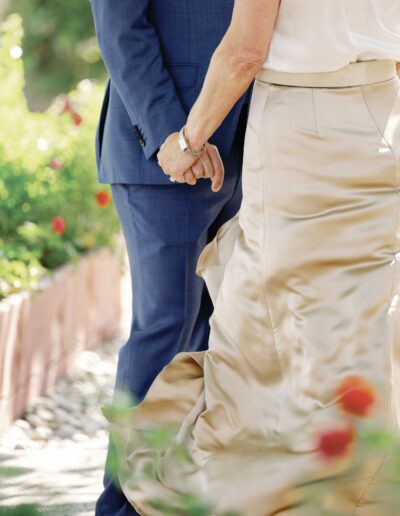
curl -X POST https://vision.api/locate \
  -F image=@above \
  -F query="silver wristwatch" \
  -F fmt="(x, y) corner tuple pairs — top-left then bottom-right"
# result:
(178, 126), (207, 158)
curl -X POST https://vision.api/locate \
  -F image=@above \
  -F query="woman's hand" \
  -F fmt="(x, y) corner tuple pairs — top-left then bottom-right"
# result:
(187, 144), (225, 192)
(157, 134), (225, 191)
(158, 0), (280, 191)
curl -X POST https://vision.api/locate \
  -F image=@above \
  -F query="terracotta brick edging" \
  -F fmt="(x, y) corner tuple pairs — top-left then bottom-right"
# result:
(0, 247), (124, 433)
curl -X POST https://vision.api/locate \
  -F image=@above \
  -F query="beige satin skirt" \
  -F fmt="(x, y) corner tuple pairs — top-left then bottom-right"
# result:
(103, 60), (400, 515)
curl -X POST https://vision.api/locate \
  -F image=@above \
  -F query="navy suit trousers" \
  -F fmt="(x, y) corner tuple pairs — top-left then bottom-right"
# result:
(95, 108), (246, 515)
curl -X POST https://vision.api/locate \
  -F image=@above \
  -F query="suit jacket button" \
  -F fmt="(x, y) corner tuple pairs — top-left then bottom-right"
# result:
(133, 125), (145, 147)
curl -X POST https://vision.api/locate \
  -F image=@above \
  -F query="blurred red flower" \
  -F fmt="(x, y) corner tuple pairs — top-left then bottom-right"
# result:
(60, 99), (82, 126)
(49, 158), (63, 171)
(61, 99), (73, 114)
(318, 427), (354, 459)
(71, 111), (83, 126)
(336, 376), (376, 417)
(61, 99), (83, 126)
(96, 191), (111, 207)
(52, 216), (66, 235)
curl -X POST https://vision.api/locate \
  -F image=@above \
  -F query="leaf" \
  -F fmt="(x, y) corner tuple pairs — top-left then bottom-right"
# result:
(0, 504), (42, 516)
(361, 428), (398, 450)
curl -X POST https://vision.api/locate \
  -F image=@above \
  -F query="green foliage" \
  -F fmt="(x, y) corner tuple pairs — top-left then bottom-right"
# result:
(361, 427), (399, 450)
(8, 0), (106, 105)
(151, 494), (240, 516)
(0, 14), (119, 301)
(150, 496), (214, 516)
(103, 386), (242, 515)
(0, 505), (42, 516)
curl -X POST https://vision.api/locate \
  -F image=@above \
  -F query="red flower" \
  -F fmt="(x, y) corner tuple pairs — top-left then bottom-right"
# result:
(318, 427), (354, 459)
(96, 191), (111, 207)
(336, 376), (376, 417)
(60, 99), (82, 126)
(71, 111), (83, 126)
(49, 158), (63, 171)
(52, 216), (66, 235)
(61, 99), (73, 114)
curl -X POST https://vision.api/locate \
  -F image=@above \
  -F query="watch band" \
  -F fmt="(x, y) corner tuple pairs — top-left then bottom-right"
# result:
(178, 126), (207, 158)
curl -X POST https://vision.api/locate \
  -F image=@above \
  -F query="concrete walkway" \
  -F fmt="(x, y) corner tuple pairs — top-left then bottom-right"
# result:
(0, 446), (105, 515)
(0, 335), (125, 516)
(0, 255), (132, 515)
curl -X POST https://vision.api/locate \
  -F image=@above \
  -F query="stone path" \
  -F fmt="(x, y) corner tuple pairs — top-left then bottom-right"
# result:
(0, 336), (123, 515)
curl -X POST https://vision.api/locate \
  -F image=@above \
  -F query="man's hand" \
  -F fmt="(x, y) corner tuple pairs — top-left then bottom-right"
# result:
(157, 132), (197, 182)
(157, 134), (224, 192)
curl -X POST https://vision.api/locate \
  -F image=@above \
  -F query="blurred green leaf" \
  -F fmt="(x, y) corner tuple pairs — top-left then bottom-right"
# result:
(8, 0), (106, 108)
(361, 428), (399, 450)
(143, 427), (175, 449)
(0, 505), (42, 516)
(0, 466), (28, 478)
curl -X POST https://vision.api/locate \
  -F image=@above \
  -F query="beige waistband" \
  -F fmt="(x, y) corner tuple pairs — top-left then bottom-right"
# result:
(256, 59), (397, 88)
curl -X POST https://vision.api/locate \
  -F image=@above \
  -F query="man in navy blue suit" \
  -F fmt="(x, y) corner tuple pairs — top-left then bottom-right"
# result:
(91, 1), (250, 514)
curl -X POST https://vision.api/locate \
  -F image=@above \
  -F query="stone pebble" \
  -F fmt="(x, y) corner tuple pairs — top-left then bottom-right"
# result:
(0, 337), (122, 451)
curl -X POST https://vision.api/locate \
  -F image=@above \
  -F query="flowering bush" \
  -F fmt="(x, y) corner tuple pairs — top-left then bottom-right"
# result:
(0, 14), (119, 300)
(305, 375), (400, 514)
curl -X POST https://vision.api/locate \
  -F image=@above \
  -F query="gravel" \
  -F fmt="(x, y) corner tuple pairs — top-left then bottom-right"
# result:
(0, 339), (120, 452)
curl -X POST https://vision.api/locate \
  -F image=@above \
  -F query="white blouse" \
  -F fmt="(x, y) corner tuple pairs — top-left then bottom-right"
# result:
(264, 0), (400, 72)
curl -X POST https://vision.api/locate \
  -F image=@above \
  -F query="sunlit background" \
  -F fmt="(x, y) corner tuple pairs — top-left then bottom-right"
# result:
(0, 1), (130, 514)
(2, 1), (400, 515)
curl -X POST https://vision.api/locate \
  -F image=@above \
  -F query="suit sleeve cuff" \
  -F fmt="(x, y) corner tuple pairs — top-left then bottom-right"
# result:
(133, 103), (188, 161)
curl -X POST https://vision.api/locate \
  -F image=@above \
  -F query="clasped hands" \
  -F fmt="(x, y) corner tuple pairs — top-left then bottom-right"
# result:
(157, 132), (224, 192)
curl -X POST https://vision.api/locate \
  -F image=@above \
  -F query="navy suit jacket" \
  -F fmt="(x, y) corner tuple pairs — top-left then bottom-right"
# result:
(91, 0), (250, 185)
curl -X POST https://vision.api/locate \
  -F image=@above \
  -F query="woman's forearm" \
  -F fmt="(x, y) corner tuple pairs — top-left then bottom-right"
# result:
(185, 0), (281, 151)
(184, 38), (263, 150)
